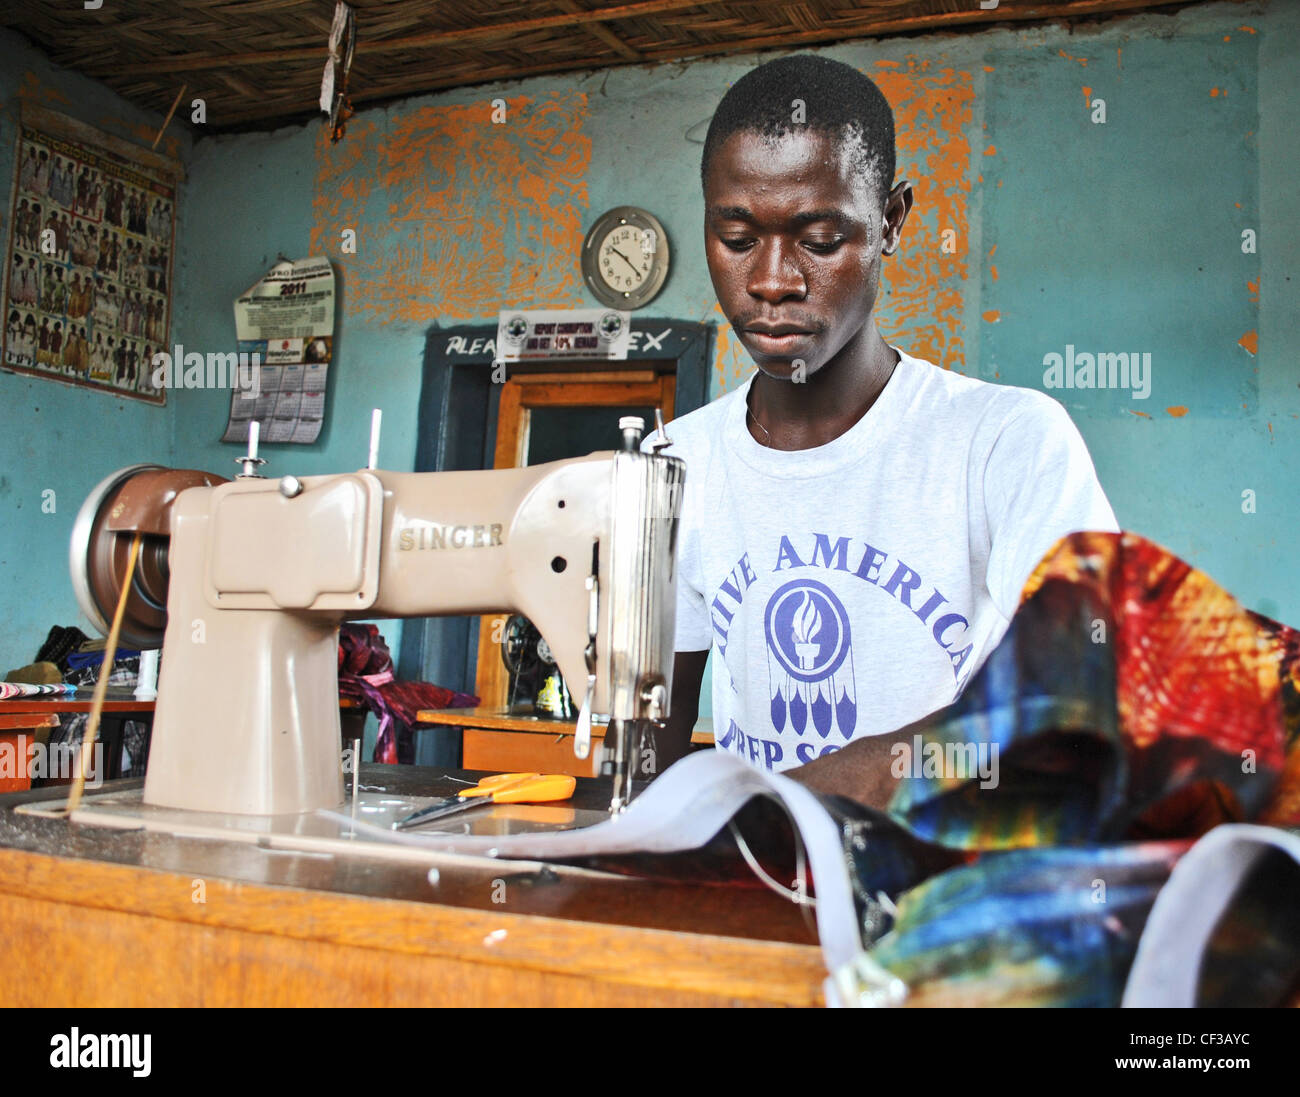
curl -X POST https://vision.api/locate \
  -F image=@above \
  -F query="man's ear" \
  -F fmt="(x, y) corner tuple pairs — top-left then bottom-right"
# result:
(881, 180), (914, 256)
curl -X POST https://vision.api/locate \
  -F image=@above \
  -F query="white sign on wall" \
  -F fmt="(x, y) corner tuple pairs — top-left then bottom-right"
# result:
(495, 308), (631, 363)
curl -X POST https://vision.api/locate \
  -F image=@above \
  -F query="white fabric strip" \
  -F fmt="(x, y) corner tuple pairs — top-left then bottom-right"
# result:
(1122, 823), (1300, 1007)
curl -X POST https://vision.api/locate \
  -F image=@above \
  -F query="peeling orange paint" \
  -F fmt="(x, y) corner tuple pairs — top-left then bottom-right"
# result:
(312, 94), (590, 323)
(1267, 422), (1273, 437)
(711, 299), (751, 394)
(1166, 406), (1188, 418)
(1224, 35), (1232, 42)
(990, 265), (998, 282)
(983, 144), (996, 156)
(1210, 87), (1222, 98)
(1117, 48), (1122, 70)
(1248, 278), (1259, 304)
(988, 244), (997, 258)
(983, 66), (995, 73)
(1238, 25), (1256, 33)
(871, 59), (974, 371)
(1239, 330), (1258, 355)
(1082, 85), (1092, 106)
(1130, 410), (1151, 418)
(1057, 50), (1088, 67)
(982, 310), (1000, 323)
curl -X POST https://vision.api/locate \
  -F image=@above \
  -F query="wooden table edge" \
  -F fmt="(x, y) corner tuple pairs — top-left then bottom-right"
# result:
(0, 846), (825, 1006)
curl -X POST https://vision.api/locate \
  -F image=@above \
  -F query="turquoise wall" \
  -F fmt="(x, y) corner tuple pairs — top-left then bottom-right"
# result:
(0, 27), (190, 670)
(2, 2), (1296, 688)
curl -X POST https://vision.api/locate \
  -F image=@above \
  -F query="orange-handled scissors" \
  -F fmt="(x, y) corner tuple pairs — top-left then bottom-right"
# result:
(394, 772), (576, 830)
(458, 772), (541, 798)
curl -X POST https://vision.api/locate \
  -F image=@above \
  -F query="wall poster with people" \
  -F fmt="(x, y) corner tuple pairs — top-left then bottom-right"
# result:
(1, 105), (180, 405)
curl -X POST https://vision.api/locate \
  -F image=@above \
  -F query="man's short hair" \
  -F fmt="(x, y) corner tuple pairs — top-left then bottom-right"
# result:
(701, 53), (896, 206)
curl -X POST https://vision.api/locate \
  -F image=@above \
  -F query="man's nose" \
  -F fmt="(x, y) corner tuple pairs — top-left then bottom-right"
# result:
(747, 239), (806, 303)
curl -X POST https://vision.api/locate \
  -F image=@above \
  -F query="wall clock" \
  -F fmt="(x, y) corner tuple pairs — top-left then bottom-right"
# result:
(581, 206), (670, 309)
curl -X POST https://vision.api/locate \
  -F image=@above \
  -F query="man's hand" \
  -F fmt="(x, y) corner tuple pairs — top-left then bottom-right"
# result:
(652, 651), (917, 814)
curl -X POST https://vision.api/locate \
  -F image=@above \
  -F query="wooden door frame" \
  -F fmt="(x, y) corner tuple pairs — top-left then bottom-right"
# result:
(401, 320), (712, 765)
(493, 369), (675, 470)
(474, 369), (677, 713)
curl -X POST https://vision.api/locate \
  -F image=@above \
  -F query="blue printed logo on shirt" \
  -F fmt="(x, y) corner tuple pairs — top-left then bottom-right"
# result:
(763, 578), (857, 740)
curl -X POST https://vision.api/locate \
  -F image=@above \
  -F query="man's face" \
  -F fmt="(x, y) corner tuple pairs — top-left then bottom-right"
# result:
(704, 128), (904, 381)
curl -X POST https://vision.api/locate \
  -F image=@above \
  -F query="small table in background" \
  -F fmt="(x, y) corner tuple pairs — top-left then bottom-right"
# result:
(417, 705), (715, 777)
(0, 712), (59, 793)
(339, 696), (367, 747)
(0, 689), (154, 789)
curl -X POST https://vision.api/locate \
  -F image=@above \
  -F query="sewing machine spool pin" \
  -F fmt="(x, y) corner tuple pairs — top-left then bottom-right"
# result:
(236, 419), (267, 478)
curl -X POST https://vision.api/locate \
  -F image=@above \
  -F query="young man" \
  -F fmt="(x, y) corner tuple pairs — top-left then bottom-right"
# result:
(654, 55), (1117, 807)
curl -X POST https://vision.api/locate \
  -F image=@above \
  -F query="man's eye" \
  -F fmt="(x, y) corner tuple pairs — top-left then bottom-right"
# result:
(803, 238), (845, 253)
(720, 237), (755, 251)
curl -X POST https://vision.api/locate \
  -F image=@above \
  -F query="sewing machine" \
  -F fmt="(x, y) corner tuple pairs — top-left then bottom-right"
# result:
(68, 416), (684, 818)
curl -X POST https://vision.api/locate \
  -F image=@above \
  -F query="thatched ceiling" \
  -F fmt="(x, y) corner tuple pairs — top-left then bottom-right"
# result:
(2, 0), (1196, 134)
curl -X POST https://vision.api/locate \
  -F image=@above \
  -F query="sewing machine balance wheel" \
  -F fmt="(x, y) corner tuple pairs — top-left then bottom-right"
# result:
(69, 463), (227, 650)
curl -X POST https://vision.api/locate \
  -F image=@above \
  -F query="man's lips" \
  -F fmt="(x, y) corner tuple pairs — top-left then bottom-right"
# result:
(742, 326), (816, 353)
(744, 323), (813, 336)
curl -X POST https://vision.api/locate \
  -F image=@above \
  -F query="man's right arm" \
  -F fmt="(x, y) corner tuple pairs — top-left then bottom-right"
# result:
(650, 649), (709, 776)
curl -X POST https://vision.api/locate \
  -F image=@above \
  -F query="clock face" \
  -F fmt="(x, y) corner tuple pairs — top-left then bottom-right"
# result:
(597, 224), (657, 295)
(582, 207), (669, 309)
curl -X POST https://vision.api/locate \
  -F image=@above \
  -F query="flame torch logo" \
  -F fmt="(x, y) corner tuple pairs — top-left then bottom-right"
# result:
(764, 579), (856, 741)
(791, 592), (822, 670)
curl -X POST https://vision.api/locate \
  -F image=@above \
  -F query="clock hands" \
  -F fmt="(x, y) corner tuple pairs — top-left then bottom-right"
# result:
(610, 246), (642, 277)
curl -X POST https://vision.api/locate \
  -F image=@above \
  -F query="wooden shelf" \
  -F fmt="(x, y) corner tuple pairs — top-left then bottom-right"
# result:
(417, 705), (713, 743)
(418, 707), (713, 777)
(0, 689), (155, 715)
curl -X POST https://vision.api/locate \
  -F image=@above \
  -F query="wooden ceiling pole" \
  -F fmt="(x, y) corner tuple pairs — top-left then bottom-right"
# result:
(555, 0), (642, 62)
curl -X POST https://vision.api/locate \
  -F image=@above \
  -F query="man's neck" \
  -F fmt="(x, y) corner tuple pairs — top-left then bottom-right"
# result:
(746, 323), (899, 451)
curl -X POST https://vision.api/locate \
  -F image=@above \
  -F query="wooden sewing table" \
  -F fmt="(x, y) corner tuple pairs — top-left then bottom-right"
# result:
(0, 689), (155, 790)
(0, 764), (826, 1007)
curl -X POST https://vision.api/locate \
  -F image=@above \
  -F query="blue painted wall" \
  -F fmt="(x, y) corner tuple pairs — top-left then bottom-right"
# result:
(0, 27), (190, 670)
(2, 2), (1296, 692)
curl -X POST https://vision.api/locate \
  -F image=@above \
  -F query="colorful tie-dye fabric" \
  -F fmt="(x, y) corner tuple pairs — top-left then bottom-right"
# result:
(858, 531), (1300, 1006)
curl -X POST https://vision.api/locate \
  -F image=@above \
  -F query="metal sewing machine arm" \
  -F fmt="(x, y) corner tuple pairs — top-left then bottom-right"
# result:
(70, 417), (684, 818)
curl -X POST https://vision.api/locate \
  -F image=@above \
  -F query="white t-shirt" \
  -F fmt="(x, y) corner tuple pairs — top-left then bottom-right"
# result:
(653, 348), (1118, 773)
